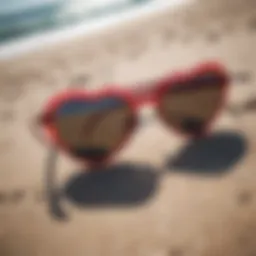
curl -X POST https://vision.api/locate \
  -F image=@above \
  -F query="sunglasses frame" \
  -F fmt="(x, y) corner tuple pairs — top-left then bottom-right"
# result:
(37, 62), (229, 167)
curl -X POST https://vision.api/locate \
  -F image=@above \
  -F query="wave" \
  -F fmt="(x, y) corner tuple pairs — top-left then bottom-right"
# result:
(0, 0), (151, 43)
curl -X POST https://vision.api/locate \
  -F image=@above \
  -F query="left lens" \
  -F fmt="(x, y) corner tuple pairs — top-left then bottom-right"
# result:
(55, 97), (134, 161)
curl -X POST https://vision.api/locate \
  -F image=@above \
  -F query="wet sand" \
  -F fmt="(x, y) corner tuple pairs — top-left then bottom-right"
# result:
(0, 0), (256, 255)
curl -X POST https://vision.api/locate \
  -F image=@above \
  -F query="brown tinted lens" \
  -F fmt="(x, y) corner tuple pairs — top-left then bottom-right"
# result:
(55, 97), (133, 160)
(160, 73), (225, 135)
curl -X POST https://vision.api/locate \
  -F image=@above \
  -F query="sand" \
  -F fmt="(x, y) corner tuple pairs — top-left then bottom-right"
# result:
(0, 0), (256, 255)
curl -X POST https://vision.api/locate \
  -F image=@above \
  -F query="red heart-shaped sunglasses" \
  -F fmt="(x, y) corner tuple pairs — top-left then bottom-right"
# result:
(33, 62), (230, 167)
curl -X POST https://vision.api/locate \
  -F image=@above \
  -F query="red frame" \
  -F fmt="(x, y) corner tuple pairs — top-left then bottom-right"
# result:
(37, 61), (230, 168)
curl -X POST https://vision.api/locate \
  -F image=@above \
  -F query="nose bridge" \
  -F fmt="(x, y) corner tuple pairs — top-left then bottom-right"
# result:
(135, 90), (156, 107)
(131, 81), (158, 107)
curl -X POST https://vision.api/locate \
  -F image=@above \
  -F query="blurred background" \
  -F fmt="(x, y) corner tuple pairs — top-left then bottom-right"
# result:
(0, 0), (256, 256)
(0, 0), (154, 43)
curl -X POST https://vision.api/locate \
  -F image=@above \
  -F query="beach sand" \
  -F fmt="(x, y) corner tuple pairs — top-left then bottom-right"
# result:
(0, 0), (256, 255)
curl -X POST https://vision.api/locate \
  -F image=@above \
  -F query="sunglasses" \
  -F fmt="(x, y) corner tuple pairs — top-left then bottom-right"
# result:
(35, 62), (229, 167)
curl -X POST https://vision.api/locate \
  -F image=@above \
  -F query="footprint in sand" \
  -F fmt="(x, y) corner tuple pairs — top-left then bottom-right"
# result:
(9, 189), (26, 204)
(69, 74), (91, 89)
(0, 139), (13, 155)
(0, 192), (7, 205)
(0, 109), (15, 123)
(125, 39), (145, 60)
(205, 29), (221, 43)
(162, 28), (177, 43)
(223, 22), (235, 33)
(169, 248), (185, 256)
(234, 71), (253, 84)
(0, 189), (48, 206)
(237, 190), (253, 206)
(34, 189), (47, 203)
(106, 40), (119, 55)
(181, 32), (194, 43)
(248, 15), (256, 31)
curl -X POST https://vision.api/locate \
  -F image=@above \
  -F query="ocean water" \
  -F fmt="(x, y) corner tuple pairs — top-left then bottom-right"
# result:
(0, 0), (151, 43)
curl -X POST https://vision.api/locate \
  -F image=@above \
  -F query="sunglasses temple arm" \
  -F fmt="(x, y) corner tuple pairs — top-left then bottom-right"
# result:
(44, 144), (69, 220)
(29, 113), (69, 220)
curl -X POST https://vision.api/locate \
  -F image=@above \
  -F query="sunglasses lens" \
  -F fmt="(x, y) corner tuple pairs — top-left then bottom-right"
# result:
(55, 97), (134, 161)
(159, 71), (227, 135)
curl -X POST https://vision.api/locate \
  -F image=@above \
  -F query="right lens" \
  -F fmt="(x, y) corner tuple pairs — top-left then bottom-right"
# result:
(159, 71), (227, 135)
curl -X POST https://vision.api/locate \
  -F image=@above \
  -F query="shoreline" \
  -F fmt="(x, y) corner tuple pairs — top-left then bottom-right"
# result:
(0, 0), (190, 60)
